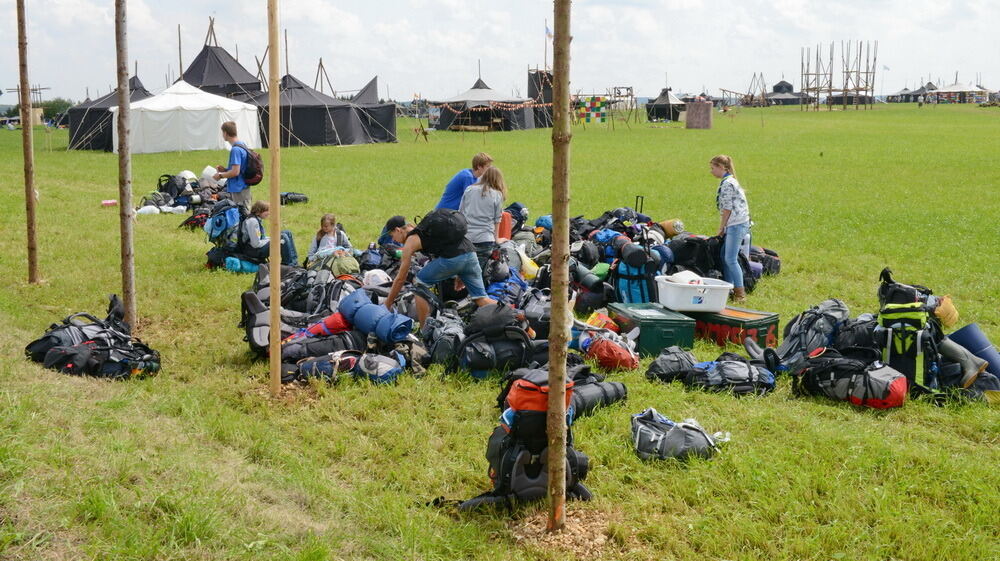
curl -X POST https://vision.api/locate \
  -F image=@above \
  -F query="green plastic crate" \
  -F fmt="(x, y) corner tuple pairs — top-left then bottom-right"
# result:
(607, 303), (695, 356)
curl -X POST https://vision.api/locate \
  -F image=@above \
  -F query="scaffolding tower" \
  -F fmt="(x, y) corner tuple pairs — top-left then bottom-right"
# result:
(800, 43), (834, 111)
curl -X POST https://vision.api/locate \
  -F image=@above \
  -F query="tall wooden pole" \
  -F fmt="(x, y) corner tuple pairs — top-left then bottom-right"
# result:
(115, 0), (137, 327)
(177, 25), (183, 80)
(547, 0), (572, 533)
(267, 0), (283, 397)
(16, 0), (39, 284)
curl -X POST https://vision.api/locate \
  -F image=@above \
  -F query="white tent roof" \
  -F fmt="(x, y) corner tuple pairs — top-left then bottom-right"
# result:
(112, 80), (260, 154)
(933, 82), (983, 93)
(432, 79), (528, 107)
(122, 80), (256, 111)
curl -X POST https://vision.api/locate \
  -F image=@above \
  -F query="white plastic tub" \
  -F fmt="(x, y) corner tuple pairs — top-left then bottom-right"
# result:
(655, 275), (733, 312)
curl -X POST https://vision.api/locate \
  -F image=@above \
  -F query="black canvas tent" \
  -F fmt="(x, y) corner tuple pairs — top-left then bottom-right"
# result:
(431, 78), (535, 131)
(352, 76), (379, 104)
(244, 74), (395, 147)
(183, 45), (262, 98)
(645, 88), (684, 121)
(527, 69), (553, 128)
(68, 75), (151, 151)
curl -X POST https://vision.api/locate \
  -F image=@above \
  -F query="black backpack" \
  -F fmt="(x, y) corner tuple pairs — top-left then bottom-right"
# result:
(414, 209), (468, 252)
(157, 174), (187, 199)
(419, 310), (466, 370)
(235, 142), (263, 186)
(746, 299), (850, 374)
(646, 346), (698, 383)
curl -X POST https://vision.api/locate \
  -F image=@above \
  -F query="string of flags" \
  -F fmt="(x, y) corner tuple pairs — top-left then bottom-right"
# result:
(432, 101), (555, 115)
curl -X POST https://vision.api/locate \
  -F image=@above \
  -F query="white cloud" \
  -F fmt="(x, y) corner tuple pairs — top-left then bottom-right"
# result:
(1, 0), (997, 105)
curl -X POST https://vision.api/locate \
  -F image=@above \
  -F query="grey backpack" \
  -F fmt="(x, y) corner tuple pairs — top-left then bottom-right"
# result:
(646, 346), (698, 383)
(631, 408), (719, 461)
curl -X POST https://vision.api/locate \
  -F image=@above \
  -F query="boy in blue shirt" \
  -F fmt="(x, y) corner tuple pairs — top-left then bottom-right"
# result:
(435, 152), (494, 210)
(213, 121), (251, 214)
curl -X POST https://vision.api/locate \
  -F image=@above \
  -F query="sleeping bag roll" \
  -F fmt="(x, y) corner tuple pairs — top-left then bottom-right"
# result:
(375, 313), (414, 343)
(353, 303), (390, 334)
(338, 289), (371, 323)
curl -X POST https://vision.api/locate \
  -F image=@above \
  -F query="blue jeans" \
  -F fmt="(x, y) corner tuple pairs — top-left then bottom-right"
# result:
(722, 222), (750, 289)
(415, 252), (488, 299)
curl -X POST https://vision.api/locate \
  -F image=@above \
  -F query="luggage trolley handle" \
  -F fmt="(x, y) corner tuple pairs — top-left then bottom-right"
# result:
(634, 195), (644, 215)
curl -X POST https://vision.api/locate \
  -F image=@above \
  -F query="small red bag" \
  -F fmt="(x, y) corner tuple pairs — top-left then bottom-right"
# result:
(586, 337), (639, 371)
(306, 312), (351, 337)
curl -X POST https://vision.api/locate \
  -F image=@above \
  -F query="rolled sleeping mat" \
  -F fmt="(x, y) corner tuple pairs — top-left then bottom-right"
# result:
(619, 243), (649, 268)
(651, 244), (674, 267)
(353, 303), (390, 334)
(658, 219), (686, 238)
(590, 262), (610, 281)
(570, 381), (628, 419)
(949, 323), (1000, 377)
(374, 312), (414, 343)
(338, 288), (371, 323)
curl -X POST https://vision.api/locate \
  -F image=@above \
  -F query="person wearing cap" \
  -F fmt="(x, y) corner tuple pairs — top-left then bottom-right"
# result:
(383, 211), (495, 324)
(435, 152), (494, 210)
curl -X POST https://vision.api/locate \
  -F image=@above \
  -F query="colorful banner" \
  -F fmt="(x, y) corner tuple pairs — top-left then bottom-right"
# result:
(579, 96), (607, 123)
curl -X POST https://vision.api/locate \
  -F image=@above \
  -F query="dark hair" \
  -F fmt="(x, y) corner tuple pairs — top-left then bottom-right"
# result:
(383, 215), (406, 233)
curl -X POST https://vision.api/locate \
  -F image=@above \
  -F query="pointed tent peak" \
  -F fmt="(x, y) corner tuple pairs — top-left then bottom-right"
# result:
(471, 78), (490, 90)
(281, 74), (310, 89)
(353, 76), (379, 104)
(128, 75), (146, 91)
(183, 44), (261, 92)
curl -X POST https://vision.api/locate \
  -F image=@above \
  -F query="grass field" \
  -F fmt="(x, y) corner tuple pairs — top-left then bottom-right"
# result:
(0, 104), (998, 560)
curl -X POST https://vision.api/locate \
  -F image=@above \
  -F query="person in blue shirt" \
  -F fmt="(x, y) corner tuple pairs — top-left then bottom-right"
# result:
(434, 152), (494, 210)
(213, 121), (251, 214)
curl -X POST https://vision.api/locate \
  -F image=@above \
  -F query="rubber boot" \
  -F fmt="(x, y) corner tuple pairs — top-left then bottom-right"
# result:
(939, 337), (987, 389)
(731, 287), (746, 303)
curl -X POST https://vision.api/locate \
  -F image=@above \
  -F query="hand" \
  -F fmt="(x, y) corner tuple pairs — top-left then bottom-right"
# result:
(717, 227), (725, 237)
(212, 173), (221, 181)
(215, 165), (226, 172)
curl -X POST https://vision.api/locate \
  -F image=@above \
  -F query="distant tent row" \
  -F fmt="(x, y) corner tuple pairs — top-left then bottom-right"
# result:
(431, 79), (536, 131)
(69, 37), (394, 152)
(67, 76), (151, 151)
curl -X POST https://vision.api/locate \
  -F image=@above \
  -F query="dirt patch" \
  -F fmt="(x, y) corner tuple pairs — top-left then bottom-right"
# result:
(509, 508), (638, 558)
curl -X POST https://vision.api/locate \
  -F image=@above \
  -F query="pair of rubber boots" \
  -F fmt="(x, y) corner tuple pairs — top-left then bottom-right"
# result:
(939, 337), (987, 389)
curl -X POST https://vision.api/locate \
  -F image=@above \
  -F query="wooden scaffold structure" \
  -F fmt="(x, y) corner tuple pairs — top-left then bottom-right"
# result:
(800, 43), (834, 111)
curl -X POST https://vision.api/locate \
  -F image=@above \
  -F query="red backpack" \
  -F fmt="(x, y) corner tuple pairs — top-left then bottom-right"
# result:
(235, 142), (263, 186)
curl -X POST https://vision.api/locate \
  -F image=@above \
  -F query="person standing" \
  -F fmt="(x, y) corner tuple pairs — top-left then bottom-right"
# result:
(459, 166), (508, 271)
(710, 154), (751, 302)
(435, 152), (494, 210)
(213, 121), (251, 214)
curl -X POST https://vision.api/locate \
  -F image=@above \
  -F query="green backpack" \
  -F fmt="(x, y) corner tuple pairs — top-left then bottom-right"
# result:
(878, 302), (934, 390)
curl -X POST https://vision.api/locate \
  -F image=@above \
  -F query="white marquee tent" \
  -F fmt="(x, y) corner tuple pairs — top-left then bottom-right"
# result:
(112, 80), (261, 154)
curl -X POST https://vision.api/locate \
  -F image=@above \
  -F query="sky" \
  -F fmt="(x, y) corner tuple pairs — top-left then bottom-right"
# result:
(1, 0), (998, 104)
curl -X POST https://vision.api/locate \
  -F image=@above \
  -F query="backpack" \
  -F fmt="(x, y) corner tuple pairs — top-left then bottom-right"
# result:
(234, 142), (263, 186)
(570, 240), (600, 269)
(280, 330), (366, 362)
(609, 249), (661, 304)
(833, 315), (879, 351)
(747, 299), (850, 374)
(876, 302), (938, 391)
(588, 229), (629, 264)
(414, 209), (468, 252)
(354, 351), (406, 384)
(646, 346), (698, 383)
(204, 199), (245, 250)
(280, 192), (309, 205)
(460, 367), (591, 510)
(504, 202), (529, 233)
(667, 235), (718, 277)
(420, 310), (466, 369)
(307, 252), (361, 277)
(294, 350), (361, 384)
(520, 288), (552, 339)
(43, 340), (160, 380)
(582, 332), (640, 371)
(631, 408), (719, 461)
(793, 347), (907, 409)
(749, 246), (781, 275)
(683, 360), (775, 396)
(157, 174), (187, 199)
(140, 190), (173, 208)
(877, 267), (933, 308)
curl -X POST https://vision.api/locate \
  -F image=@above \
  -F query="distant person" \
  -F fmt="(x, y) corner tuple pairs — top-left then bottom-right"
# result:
(435, 152), (494, 210)
(459, 166), (508, 271)
(917, 95), (924, 108)
(383, 211), (495, 324)
(709, 154), (751, 303)
(213, 121), (251, 214)
(240, 201), (298, 266)
(307, 213), (352, 259)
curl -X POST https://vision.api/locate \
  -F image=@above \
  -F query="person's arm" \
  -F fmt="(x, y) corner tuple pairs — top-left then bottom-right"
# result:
(307, 237), (319, 257)
(717, 181), (734, 235)
(385, 235), (421, 310)
(214, 146), (243, 180)
(718, 209), (732, 236)
(493, 196), (503, 241)
(245, 218), (268, 248)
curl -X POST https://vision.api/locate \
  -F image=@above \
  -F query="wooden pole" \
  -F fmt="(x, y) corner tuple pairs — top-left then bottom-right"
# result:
(177, 24), (183, 80)
(115, 0), (137, 327)
(267, 0), (282, 397)
(547, 0), (572, 533)
(16, 0), (39, 284)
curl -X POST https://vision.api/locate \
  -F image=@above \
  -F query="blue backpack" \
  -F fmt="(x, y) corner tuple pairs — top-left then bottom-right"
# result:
(204, 200), (244, 250)
(610, 250), (661, 304)
(589, 228), (628, 264)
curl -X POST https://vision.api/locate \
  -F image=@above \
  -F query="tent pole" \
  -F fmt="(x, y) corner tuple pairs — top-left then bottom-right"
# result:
(16, 0), (39, 284)
(267, 0), (283, 397)
(547, 0), (572, 533)
(115, 0), (137, 327)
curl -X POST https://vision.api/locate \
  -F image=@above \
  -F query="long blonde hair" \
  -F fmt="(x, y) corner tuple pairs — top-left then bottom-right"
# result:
(316, 213), (336, 242)
(711, 154), (736, 176)
(478, 166), (508, 201)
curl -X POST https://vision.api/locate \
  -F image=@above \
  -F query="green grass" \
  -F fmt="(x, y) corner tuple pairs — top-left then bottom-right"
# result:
(0, 104), (998, 560)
